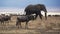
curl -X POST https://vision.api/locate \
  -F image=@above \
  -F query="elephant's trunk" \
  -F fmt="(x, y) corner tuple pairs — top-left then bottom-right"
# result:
(45, 12), (47, 20)
(43, 6), (47, 20)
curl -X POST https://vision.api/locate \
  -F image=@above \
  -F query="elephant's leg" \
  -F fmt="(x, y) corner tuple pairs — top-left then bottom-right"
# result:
(39, 13), (42, 20)
(25, 21), (28, 29)
(35, 14), (38, 19)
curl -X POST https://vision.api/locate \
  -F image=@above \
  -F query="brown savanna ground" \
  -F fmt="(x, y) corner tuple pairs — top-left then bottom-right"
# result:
(0, 16), (60, 34)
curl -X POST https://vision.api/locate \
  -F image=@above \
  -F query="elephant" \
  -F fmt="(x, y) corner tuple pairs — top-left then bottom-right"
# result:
(25, 4), (47, 20)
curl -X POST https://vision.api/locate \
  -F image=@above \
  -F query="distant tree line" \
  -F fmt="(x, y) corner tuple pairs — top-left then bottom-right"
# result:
(48, 15), (60, 17)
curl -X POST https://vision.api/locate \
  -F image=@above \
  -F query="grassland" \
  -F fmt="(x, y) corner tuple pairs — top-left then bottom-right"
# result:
(0, 16), (60, 34)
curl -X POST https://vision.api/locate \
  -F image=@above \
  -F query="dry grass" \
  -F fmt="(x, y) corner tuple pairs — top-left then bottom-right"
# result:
(0, 16), (60, 34)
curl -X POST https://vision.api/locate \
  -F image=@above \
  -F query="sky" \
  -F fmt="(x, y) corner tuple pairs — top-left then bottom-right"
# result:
(0, 0), (60, 8)
(0, 0), (60, 14)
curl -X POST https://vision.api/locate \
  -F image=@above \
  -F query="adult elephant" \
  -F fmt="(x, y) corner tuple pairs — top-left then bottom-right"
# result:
(25, 4), (47, 20)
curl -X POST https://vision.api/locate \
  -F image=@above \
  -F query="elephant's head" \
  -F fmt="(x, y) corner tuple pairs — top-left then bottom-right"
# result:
(37, 4), (47, 20)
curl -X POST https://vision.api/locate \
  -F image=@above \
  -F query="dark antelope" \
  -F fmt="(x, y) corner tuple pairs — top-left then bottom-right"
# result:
(16, 15), (35, 29)
(0, 14), (11, 24)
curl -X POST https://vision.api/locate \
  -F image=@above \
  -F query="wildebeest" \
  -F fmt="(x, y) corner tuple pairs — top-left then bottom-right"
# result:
(0, 15), (4, 24)
(25, 4), (47, 20)
(3, 15), (11, 22)
(0, 14), (11, 24)
(16, 15), (35, 29)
